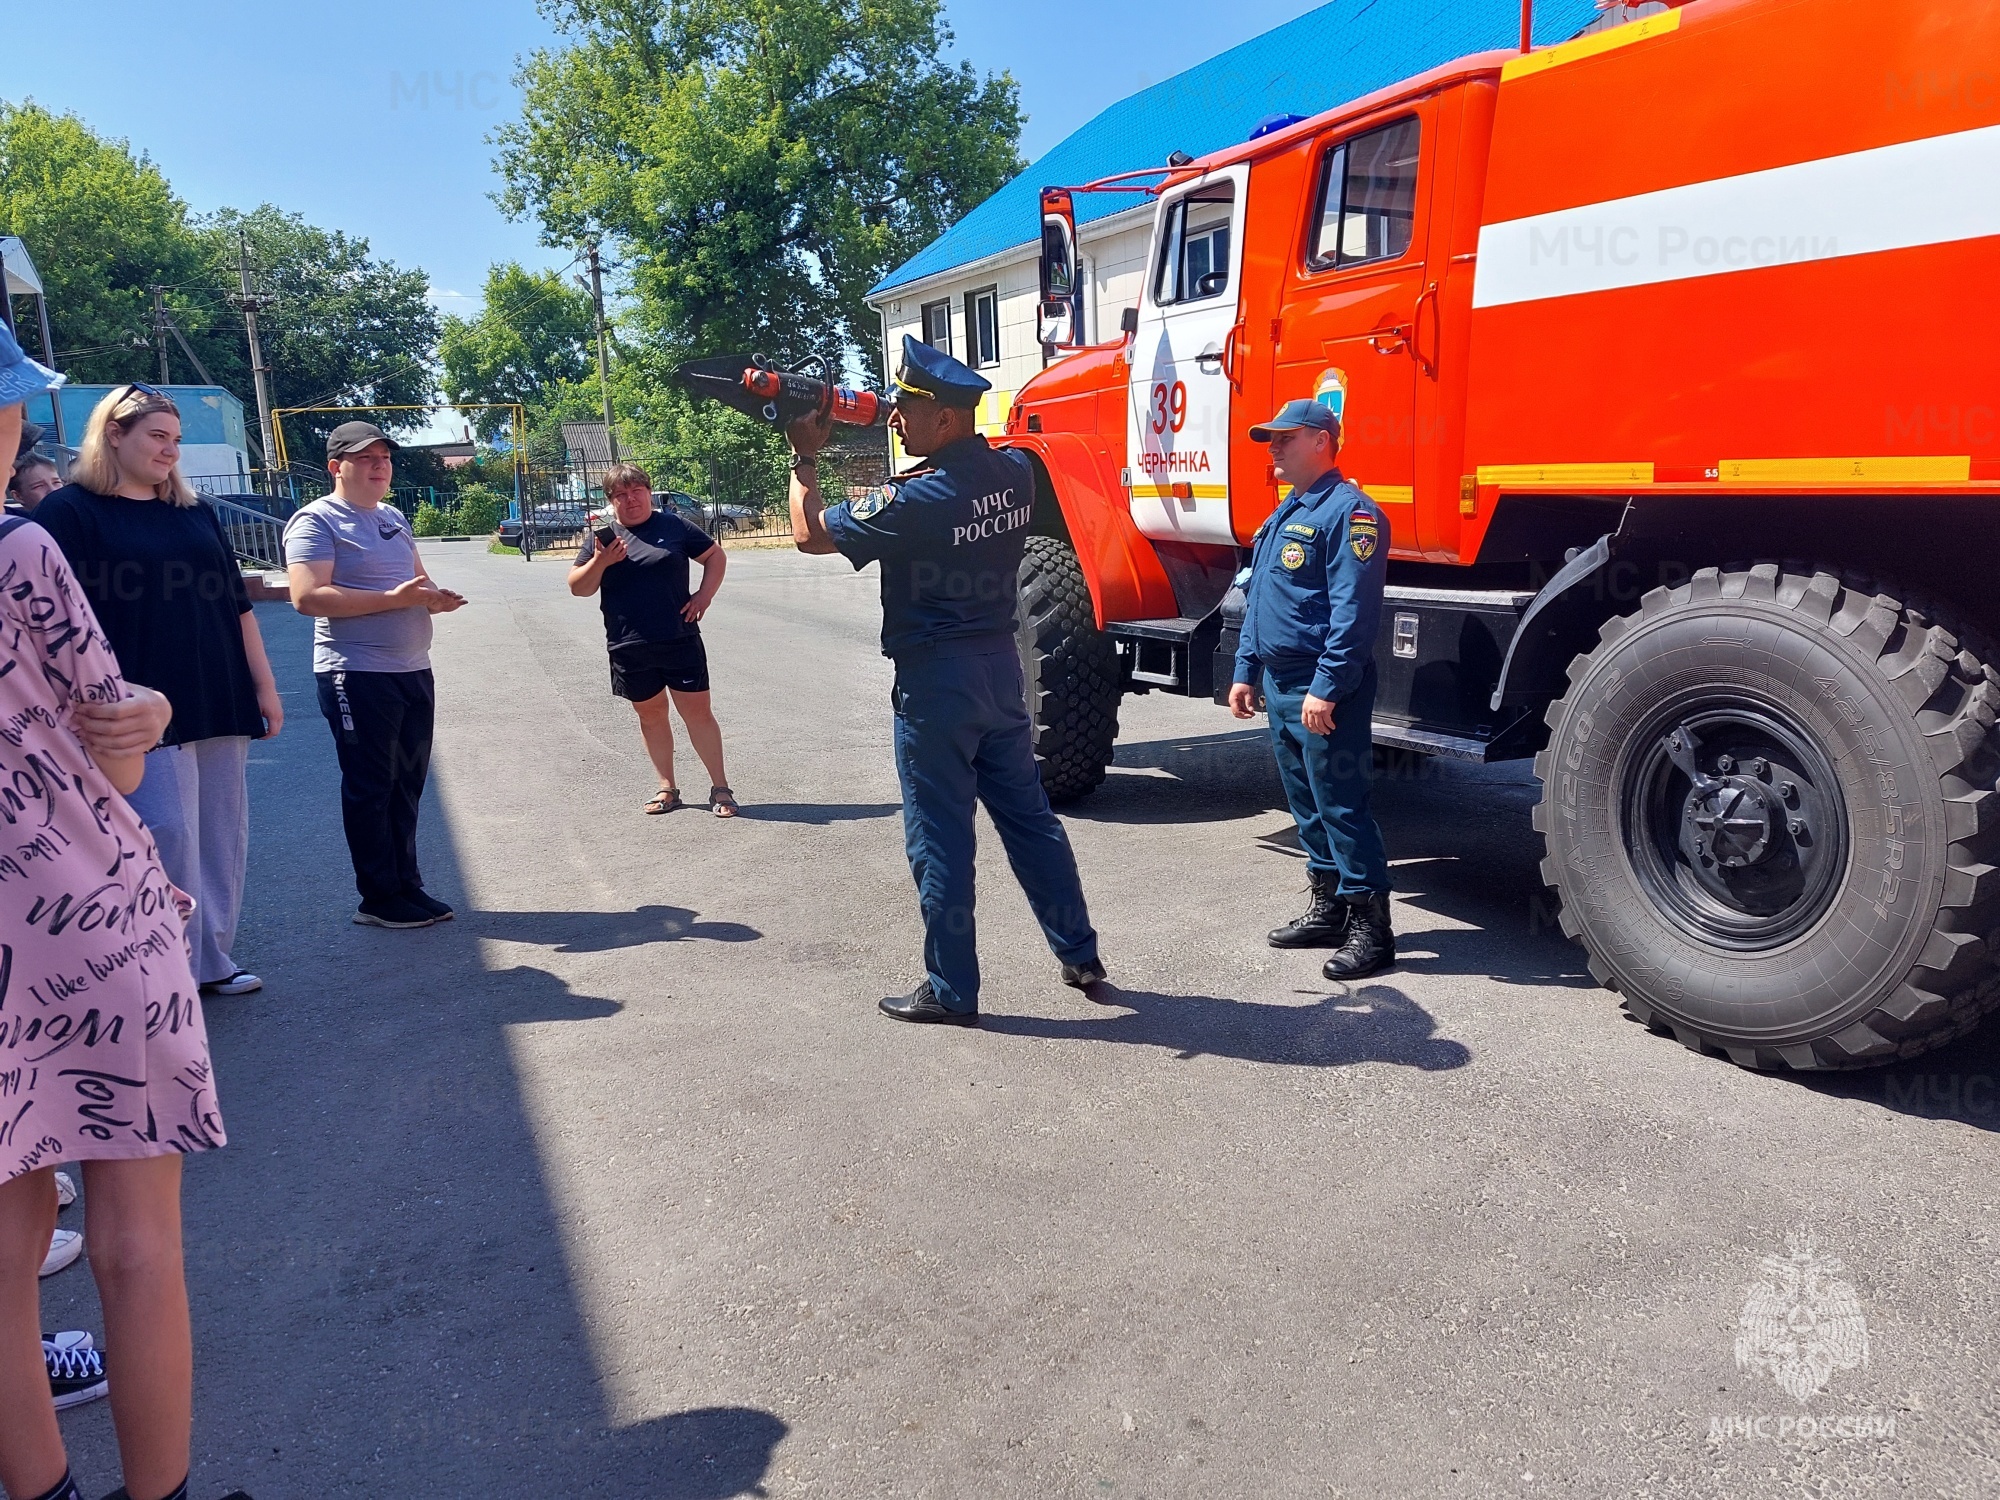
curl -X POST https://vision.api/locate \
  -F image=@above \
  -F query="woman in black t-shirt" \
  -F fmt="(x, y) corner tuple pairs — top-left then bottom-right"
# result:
(568, 461), (737, 815)
(36, 384), (283, 994)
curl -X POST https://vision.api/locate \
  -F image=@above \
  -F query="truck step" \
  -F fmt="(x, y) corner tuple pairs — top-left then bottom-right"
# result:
(1106, 616), (1221, 694)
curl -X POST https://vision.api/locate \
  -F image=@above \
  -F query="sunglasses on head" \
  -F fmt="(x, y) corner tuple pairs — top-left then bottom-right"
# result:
(113, 380), (176, 413)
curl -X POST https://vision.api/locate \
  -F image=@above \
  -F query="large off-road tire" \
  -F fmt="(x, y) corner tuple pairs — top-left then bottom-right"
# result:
(1533, 564), (2000, 1070)
(1017, 535), (1121, 803)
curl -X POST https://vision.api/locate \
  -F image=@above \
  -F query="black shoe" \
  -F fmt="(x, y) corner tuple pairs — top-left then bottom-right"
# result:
(879, 982), (978, 1026)
(1268, 870), (1348, 948)
(46, 1334), (107, 1410)
(1322, 893), (1396, 981)
(403, 887), (455, 921)
(1060, 957), (1107, 990)
(353, 895), (438, 930)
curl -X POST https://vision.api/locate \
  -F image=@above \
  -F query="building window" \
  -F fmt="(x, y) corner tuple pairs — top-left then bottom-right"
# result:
(921, 299), (952, 354)
(1152, 182), (1236, 306)
(963, 287), (999, 367)
(1309, 116), (1420, 269)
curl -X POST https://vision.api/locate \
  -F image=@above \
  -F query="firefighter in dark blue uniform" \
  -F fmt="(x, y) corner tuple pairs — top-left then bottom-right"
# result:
(787, 335), (1105, 1025)
(1227, 399), (1395, 980)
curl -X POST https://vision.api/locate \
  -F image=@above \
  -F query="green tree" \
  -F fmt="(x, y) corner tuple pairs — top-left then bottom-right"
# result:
(0, 101), (205, 380)
(0, 103), (440, 468)
(493, 0), (1023, 372)
(196, 206), (441, 463)
(439, 261), (597, 439)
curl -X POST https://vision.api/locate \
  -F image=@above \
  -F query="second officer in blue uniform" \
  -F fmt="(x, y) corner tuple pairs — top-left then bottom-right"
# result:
(1227, 398), (1396, 980)
(788, 335), (1105, 1025)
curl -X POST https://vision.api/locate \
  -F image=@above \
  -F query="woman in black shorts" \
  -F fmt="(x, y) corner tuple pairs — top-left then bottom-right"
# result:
(568, 461), (737, 816)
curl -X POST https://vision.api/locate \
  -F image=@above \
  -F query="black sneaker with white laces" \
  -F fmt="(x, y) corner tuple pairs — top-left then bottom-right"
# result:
(353, 895), (437, 930)
(46, 1334), (107, 1409)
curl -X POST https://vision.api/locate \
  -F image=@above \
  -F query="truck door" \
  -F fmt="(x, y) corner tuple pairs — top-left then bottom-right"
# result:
(1275, 112), (1429, 556)
(1128, 164), (1249, 548)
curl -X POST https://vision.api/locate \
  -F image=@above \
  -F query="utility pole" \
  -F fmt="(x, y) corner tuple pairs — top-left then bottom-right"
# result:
(584, 240), (619, 463)
(227, 231), (279, 494)
(149, 286), (172, 382)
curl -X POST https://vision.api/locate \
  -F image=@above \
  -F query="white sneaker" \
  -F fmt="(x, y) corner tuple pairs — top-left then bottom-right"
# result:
(54, 1170), (76, 1208)
(202, 969), (263, 996)
(40, 1227), (82, 1278)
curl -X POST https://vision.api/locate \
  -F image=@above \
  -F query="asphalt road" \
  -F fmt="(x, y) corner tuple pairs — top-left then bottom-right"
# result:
(44, 544), (2000, 1499)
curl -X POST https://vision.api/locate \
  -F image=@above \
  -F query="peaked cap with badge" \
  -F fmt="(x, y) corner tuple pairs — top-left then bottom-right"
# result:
(892, 334), (990, 409)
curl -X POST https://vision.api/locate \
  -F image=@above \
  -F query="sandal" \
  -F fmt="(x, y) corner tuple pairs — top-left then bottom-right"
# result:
(645, 787), (684, 815)
(709, 785), (739, 818)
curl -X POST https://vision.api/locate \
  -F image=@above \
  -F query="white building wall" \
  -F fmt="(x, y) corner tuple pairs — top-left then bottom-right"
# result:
(870, 206), (1156, 458)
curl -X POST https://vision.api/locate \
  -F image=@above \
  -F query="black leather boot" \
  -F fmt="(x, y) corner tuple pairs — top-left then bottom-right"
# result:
(1268, 870), (1348, 948)
(1321, 893), (1395, 980)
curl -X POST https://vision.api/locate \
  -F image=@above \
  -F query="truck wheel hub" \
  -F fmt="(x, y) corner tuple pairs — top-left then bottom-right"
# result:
(1685, 779), (1774, 867)
(1620, 701), (1848, 952)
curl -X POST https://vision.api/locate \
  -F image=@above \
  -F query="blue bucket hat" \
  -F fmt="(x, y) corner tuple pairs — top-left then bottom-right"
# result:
(0, 322), (62, 410)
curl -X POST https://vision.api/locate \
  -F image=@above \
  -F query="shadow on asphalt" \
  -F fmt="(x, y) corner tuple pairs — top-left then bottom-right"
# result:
(1789, 1008), (2000, 1134)
(45, 602), (793, 1499)
(473, 904), (763, 951)
(980, 982), (1471, 1070)
(633, 1407), (789, 1499)
(734, 801), (902, 825)
(1069, 728), (1284, 824)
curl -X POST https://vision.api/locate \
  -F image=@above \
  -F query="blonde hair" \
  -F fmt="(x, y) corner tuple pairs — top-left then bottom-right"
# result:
(72, 385), (197, 507)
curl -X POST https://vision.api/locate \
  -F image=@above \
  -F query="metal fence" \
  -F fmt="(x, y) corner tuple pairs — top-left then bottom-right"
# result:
(205, 495), (290, 570)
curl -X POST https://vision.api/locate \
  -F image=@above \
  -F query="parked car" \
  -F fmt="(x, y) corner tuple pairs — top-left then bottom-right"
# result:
(497, 502), (593, 552)
(656, 490), (765, 538)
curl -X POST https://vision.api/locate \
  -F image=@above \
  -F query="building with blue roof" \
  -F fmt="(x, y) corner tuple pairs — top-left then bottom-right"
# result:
(866, 0), (1624, 435)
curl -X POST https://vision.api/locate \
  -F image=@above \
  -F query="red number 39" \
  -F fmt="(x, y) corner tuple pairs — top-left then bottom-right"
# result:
(1149, 380), (1190, 435)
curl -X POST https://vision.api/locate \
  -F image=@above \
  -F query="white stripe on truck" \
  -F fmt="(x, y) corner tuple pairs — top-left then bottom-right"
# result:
(1471, 124), (2000, 309)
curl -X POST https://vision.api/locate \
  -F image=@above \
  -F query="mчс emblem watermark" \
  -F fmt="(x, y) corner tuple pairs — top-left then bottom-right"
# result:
(1709, 1226), (1896, 1444)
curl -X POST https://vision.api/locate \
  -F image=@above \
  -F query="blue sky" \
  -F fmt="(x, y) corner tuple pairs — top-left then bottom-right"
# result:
(3, 0), (1320, 320)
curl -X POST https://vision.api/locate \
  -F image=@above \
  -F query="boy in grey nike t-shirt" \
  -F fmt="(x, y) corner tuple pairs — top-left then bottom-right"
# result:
(284, 421), (465, 929)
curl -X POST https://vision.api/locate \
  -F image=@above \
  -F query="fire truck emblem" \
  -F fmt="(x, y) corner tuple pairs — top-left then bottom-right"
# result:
(1280, 540), (1307, 571)
(1347, 511), (1379, 562)
(1734, 1227), (1870, 1404)
(1314, 366), (1347, 422)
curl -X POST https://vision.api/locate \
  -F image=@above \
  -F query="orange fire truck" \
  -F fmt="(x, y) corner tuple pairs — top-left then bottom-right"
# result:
(997, 0), (2000, 1069)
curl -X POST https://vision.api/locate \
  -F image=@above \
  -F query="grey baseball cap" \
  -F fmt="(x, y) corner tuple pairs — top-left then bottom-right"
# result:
(1248, 398), (1341, 442)
(326, 420), (399, 461)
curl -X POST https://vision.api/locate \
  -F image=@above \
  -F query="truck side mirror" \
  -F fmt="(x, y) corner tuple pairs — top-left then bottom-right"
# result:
(1120, 307), (1139, 336)
(1038, 186), (1086, 350)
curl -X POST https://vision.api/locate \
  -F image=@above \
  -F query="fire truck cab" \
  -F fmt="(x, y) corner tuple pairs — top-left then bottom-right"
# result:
(998, 0), (2000, 1071)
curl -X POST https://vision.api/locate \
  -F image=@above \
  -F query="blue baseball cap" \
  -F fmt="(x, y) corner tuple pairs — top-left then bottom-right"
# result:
(0, 322), (62, 411)
(1249, 398), (1341, 442)
(892, 333), (990, 409)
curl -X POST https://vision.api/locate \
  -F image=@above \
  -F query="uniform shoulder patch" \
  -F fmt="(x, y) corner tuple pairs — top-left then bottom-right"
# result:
(848, 486), (896, 521)
(1347, 508), (1381, 562)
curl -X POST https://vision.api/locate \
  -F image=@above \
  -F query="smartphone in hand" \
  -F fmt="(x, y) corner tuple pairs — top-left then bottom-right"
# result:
(594, 525), (618, 548)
